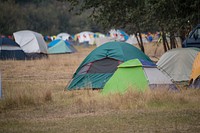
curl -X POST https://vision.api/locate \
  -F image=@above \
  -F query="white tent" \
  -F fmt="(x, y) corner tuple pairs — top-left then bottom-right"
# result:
(95, 37), (117, 47)
(126, 34), (148, 45)
(89, 32), (106, 46)
(76, 31), (94, 43)
(125, 35), (138, 45)
(56, 33), (71, 41)
(13, 30), (47, 54)
(109, 29), (124, 41)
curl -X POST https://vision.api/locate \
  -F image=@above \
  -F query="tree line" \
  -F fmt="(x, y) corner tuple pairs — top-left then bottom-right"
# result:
(1, 0), (200, 52)
(66, 0), (200, 52)
(0, 0), (103, 36)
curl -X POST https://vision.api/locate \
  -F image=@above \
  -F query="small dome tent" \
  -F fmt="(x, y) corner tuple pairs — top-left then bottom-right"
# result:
(13, 30), (48, 59)
(102, 59), (177, 94)
(66, 41), (152, 90)
(0, 37), (27, 60)
(56, 33), (71, 41)
(157, 48), (200, 81)
(75, 31), (94, 44)
(47, 39), (77, 54)
(189, 52), (200, 88)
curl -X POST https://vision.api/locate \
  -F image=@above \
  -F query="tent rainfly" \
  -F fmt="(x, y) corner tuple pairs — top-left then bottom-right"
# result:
(189, 52), (200, 88)
(0, 37), (27, 60)
(157, 48), (200, 81)
(47, 39), (77, 54)
(67, 41), (152, 90)
(102, 59), (178, 94)
(13, 30), (48, 59)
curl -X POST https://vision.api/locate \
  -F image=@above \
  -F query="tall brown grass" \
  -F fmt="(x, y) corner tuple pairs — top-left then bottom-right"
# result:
(0, 44), (199, 114)
(0, 83), (52, 109)
(67, 88), (200, 114)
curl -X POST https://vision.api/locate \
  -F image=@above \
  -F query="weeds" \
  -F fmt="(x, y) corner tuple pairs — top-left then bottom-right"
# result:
(0, 86), (52, 110)
(0, 45), (200, 114)
(68, 88), (200, 114)
(0, 45), (200, 133)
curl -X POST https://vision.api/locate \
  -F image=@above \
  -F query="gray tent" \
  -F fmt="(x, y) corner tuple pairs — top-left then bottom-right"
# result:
(157, 48), (200, 81)
(13, 30), (48, 59)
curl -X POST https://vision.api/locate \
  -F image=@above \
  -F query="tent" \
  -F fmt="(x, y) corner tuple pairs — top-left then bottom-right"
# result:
(95, 37), (118, 47)
(157, 48), (200, 81)
(94, 32), (105, 38)
(56, 33), (71, 41)
(0, 37), (27, 60)
(108, 29), (129, 41)
(189, 52), (200, 88)
(75, 31), (94, 44)
(67, 41), (152, 90)
(89, 33), (107, 46)
(118, 29), (129, 41)
(125, 34), (148, 45)
(13, 30), (48, 59)
(125, 35), (138, 45)
(102, 59), (177, 94)
(47, 39), (77, 54)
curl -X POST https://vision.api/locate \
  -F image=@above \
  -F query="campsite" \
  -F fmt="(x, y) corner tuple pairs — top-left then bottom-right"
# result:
(1, 0), (200, 133)
(1, 42), (200, 132)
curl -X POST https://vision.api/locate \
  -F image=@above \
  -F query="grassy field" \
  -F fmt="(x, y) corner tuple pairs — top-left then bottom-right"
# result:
(0, 43), (200, 133)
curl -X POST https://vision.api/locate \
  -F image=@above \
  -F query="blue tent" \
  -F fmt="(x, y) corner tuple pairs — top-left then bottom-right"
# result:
(0, 37), (27, 60)
(118, 29), (129, 41)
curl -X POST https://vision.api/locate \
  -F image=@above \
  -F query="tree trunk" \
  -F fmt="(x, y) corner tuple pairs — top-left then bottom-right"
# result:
(179, 28), (186, 45)
(169, 31), (176, 49)
(138, 31), (145, 53)
(161, 28), (169, 52)
(133, 24), (145, 53)
(134, 32), (145, 53)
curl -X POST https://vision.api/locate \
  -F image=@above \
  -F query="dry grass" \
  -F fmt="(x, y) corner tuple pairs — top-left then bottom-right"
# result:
(0, 84), (52, 109)
(0, 43), (200, 133)
(64, 88), (200, 114)
(0, 43), (198, 112)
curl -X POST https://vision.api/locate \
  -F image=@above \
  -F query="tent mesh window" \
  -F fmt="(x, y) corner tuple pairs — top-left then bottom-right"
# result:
(78, 58), (121, 74)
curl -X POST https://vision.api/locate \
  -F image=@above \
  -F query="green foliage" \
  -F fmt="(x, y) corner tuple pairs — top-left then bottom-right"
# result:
(65, 0), (200, 51)
(0, 0), (199, 40)
(67, 0), (200, 34)
(0, 0), (101, 36)
(0, 1), (25, 35)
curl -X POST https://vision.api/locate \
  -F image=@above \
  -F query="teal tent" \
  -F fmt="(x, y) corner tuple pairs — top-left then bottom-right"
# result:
(67, 41), (152, 90)
(48, 39), (77, 54)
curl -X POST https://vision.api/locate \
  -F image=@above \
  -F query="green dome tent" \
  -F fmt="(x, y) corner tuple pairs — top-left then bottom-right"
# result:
(67, 41), (152, 90)
(102, 59), (177, 94)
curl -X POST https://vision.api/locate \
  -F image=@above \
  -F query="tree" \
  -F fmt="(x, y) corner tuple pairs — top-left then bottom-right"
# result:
(0, 1), (25, 35)
(66, 0), (200, 52)
(0, 0), (98, 36)
(146, 0), (200, 51)
(66, 0), (147, 52)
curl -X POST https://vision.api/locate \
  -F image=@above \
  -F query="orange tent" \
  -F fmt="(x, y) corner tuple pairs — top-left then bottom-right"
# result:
(189, 52), (200, 88)
(190, 52), (200, 84)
